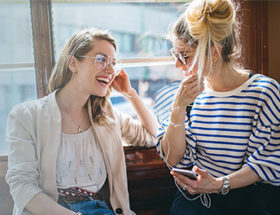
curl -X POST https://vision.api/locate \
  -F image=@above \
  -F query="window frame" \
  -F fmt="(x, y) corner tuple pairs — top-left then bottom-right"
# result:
(31, 0), (269, 100)
(30, 0), (55, 98)
(0, 0), (269, 160)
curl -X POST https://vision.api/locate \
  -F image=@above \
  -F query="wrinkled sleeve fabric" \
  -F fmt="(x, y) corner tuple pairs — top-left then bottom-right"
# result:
(5, 104), (42, 213)
(114, 109), (156, 147)
(245, 80), (280, 185)
(156, 119), (168, 159)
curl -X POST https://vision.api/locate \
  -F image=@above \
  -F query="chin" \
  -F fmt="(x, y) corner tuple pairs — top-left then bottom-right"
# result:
(96, 93), (107, 97)
(90, 89), (107, 97)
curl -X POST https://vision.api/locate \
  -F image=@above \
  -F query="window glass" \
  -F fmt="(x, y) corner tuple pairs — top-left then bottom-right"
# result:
(51, 1), (186, 119)
(0, 0), (34, 64)
(0, 1), (36, 154)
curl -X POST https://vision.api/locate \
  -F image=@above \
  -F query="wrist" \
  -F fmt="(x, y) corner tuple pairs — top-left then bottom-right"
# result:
(171, 104), (186, 112)
(218, 176), (230, 195)
(170, 104), (186, 123)
(215, 177), (224, 194)
(126, 88), (137, 99)
(169, 120), (185, 128)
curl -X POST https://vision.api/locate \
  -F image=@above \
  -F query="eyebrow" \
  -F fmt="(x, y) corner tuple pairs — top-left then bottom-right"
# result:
(177, 51), (193, 57)
(180, 49), (194, 53)
(96, 52), (116, 60)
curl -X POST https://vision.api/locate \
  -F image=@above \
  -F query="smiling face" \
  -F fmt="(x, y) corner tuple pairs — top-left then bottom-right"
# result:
(70, 39), (117, 97)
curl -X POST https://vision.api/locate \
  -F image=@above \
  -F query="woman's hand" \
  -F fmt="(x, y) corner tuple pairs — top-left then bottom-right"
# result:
(171, 166), (222, 195)
(111, 69), (134, 96)
(111, 69), (157, 138)
(173, 74), (204, 108)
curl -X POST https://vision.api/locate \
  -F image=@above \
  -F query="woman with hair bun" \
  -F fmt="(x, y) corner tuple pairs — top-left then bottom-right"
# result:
(156, 0), (280, 214)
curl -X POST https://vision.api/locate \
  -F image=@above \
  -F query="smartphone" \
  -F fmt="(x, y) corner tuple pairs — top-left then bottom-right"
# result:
(171, 167), (197, 180)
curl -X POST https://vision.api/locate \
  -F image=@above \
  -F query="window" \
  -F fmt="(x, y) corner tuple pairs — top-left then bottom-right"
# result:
(1, 0), (267, 154)
(0, 0), (36, 154)
(51, 1), (187, 125)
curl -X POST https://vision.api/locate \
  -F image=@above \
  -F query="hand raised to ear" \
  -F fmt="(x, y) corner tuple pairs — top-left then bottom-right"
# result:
(111, 69), (134, 97)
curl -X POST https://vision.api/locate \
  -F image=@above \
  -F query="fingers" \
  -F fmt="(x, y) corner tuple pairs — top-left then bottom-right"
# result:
(112, 69), (127, 84)
(111, 81), (119, 91)
(175, 76), (204, 106)
(193, 165), (207, 178)
(171, 172), (188, 189)
(180, 74), (198, 88)
(111, 69), (133, 96)
(175, 176), (188, 191)
(172, 173), (198, 195)
(172, 167), (216, 195)
(180, 82), (203, 97)
(179, 75), (204, 93)
(172, 171), (196, 184)
(113, 69), (127, 82)
(117, 69), (129, 80)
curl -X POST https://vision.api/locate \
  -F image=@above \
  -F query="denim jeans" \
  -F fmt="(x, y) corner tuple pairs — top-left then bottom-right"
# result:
(59, 198), (115, 215)
(170, 183), (279, 215)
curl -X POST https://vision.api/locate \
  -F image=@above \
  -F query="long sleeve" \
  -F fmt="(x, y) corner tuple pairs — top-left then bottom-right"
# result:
(154, 82), (195, 168)
(5, 104), (42, 213)
(156, 74), (280, 180)
(114, 109), (156, 148)
(245, 79), (280, 185)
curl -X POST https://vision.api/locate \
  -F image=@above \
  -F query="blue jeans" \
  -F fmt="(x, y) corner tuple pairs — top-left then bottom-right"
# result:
(60, 199), (115, 215)
(170, 183), (279, 215)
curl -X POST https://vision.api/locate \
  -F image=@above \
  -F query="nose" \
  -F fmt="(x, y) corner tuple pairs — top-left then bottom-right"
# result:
(175, 58), (183, 69)
(104, 63), (115, 75)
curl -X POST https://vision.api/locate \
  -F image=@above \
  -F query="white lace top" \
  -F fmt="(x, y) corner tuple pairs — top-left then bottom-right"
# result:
(56, 127), (106, 193)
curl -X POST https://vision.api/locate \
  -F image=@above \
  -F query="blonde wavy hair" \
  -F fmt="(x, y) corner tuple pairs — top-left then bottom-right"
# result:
(171, 0), (240, 77)
(48, 28), (116, 123)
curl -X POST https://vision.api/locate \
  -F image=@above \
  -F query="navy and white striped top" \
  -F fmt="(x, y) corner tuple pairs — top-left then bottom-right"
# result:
(153, 81), (180, 123)
(156, 74), (280, 185)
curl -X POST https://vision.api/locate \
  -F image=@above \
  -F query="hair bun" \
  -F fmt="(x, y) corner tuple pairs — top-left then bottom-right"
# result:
(186, 0), (235, 42)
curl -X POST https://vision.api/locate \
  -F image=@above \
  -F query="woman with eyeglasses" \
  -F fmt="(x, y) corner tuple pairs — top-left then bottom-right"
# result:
(156, 0), (280, 214)
(5, 28), (157, 215)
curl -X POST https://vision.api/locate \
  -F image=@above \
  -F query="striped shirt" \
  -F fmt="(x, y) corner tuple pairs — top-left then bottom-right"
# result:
(156, 74), (280, 185)
(153, 81), (180, 123)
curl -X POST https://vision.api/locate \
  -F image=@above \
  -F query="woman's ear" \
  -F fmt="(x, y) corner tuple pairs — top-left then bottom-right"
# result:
(68, 56), (78, 73)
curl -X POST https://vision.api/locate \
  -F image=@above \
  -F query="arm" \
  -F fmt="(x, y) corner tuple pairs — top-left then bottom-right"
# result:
(160, 75), (204, 166)
(171, 77), (280, 193)
(5, 105), (75, 215)
(26, 192), (75, 215)
(172, 78), (280, 193)
(112, 69), (157, 137)
(126, 89), (157, 137)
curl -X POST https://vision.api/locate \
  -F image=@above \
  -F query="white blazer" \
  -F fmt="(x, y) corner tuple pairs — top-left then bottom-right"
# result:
(6, 90), (156, 215)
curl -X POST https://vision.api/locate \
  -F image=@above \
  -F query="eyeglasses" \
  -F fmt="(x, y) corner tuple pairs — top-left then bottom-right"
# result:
(169, 48), (190, 65)
(77, 53), (121, 76)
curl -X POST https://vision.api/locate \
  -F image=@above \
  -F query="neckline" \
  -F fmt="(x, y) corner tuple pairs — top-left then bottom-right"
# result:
(61, 126), (92, 136)
(204, 73), (259, 97)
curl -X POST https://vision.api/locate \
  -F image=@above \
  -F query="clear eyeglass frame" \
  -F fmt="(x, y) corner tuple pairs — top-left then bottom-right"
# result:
(169, 48), (189, 66)
(77, 53), (121, 76)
